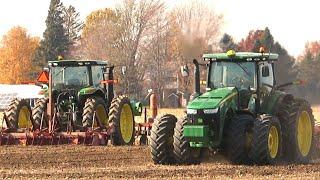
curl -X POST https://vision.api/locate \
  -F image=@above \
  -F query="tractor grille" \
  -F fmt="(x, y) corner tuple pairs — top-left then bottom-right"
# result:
(187, 110), (220, 140)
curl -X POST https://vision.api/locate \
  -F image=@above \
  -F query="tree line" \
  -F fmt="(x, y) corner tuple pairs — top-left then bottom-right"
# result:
(0, 0), (318, 104)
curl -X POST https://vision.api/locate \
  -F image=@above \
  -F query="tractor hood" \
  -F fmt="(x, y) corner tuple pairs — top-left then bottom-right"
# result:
(187, 87), (237, 110)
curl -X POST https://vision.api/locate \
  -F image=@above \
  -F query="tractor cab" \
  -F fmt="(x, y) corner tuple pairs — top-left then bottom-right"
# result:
(195, 50), (278, 113)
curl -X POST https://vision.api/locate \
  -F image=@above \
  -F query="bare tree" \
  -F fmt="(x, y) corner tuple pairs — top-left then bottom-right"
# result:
(113, 0), (165, 98)
(171, 0), (223, 63)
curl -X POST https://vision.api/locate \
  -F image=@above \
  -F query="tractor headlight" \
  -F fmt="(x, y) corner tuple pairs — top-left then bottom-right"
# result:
(187, 109), (197, 114)
(203, 108), (218, 114)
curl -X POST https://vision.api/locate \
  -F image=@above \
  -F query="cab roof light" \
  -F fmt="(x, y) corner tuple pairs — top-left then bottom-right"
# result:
(226, 50), (236, 57)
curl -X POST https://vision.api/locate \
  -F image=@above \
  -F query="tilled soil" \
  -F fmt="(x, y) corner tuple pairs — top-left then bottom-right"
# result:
(0, 145), (320, 179)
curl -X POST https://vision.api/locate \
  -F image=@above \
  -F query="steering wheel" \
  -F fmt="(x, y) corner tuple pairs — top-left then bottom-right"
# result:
(231, 76), (245, 88)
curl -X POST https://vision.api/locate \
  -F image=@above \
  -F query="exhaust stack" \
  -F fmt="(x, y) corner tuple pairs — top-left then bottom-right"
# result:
(193, 59), (200, 95)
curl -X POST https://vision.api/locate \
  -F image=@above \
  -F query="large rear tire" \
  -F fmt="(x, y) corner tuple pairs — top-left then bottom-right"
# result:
(4, 99), (32, 130)
(282, 99), (314, 163)
(32, 98), (48, 130)
(226, 114), (254, 164)
(249, 115), (282, 164)
(173, 117), (201, 164)
(82, 96), (109, 128)
(150, 114), (177, 164)
(108, 95), (135, 145)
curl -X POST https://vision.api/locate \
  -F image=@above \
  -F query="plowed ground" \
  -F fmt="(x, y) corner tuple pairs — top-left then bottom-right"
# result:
(0, 145), (320, 179)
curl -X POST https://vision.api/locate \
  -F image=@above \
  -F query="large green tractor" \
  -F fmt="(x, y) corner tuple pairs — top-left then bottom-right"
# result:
(4, 60), (142, 145)
(150, 50), (315, 165)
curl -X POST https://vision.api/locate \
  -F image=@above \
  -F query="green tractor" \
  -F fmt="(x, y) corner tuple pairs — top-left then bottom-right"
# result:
(150, 50), (315, 165)
(4, 60), (142, 145)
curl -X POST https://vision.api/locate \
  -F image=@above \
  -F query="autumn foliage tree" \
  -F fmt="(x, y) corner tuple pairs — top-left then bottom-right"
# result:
(0, 27), (39, 84)
(238, 27), (296, 85)
(296, 41), (320, 103)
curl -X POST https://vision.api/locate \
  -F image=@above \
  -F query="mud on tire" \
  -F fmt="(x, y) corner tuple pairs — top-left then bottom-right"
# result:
(150, 114), (177, 164)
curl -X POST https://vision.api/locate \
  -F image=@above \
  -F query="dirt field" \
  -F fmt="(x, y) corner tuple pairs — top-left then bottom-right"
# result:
(0, 145), (319, 179)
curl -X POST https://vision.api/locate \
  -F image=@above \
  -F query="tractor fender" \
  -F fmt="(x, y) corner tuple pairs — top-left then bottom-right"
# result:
(236, 110), (256, 118)
(78, 87), (105, 104)
(271, 93), (294, 115)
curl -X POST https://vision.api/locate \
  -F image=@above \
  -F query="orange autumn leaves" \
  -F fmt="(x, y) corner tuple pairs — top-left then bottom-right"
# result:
(0, 26), (39, 84)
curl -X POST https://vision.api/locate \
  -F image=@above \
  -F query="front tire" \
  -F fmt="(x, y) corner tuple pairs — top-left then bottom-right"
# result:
(173, 117), (201, 164)
(226, 114), (254, 164)
(150, 114), (177, 164)
(249, 115), (282, 164)
(82, 96), (109, 128)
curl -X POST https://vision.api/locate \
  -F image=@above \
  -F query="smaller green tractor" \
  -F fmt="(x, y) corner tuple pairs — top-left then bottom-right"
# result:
(150, 50), (315, 165)
(4, 60), (142, 145)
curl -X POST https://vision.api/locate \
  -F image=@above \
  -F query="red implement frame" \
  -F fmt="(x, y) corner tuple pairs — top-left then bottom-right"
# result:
(0, 111), (115, 146)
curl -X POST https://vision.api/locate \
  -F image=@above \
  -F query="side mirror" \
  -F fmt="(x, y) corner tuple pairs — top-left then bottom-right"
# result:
(262, 66), (269, 77)
(121, 66), (127, 75)
(180, 65), (189, 77)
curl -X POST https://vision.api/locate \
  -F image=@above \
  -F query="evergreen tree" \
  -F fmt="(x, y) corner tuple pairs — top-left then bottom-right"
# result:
(63, 5), (83, 50)
(34, 0), (68, 64)
(219, 33), (238, 52)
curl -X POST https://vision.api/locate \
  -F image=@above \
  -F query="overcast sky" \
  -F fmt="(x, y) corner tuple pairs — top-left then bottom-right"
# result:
(0, 0), (319, 57)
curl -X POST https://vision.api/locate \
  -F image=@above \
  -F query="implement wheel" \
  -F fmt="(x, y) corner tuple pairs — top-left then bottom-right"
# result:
(109, 95), (135, 145)
(249, 115), (282, 164)
(82, 96), (108, 128)
(173, 117), (201, 164)
(4, 98), (32, 130)
(32, 98), (48, 130)
(226, 114), (254, 164)
(150, 114), (177, 164)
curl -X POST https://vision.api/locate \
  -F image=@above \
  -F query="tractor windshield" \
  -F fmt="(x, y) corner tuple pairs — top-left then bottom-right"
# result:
(208, 62), (256, 89)
(52, 66), (90, 89)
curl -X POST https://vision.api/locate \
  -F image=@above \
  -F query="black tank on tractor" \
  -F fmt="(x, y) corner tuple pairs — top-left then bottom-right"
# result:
(2, 60), (142, 145)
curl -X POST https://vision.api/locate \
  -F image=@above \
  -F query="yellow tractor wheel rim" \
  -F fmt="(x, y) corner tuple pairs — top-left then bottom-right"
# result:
(120, 104), (134, 143)
(96, 104), (108, 126)
(297, 111), (312, 156)
(268, 125), (279, 158)
(18, 106), (31, 128)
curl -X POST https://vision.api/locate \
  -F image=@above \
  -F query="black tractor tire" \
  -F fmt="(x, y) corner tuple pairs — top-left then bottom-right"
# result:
(4, 98), (32, 130)
(108, 95), (135, 145)
(82, 96), (109, 129)
(280, 98), (315, 163)
(173, 117), (201, 164)
(150, 114), (177, 164)
(32, 98), (48, 130)
(226, 114), (254, 164)
(249, 115), (282, 165)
